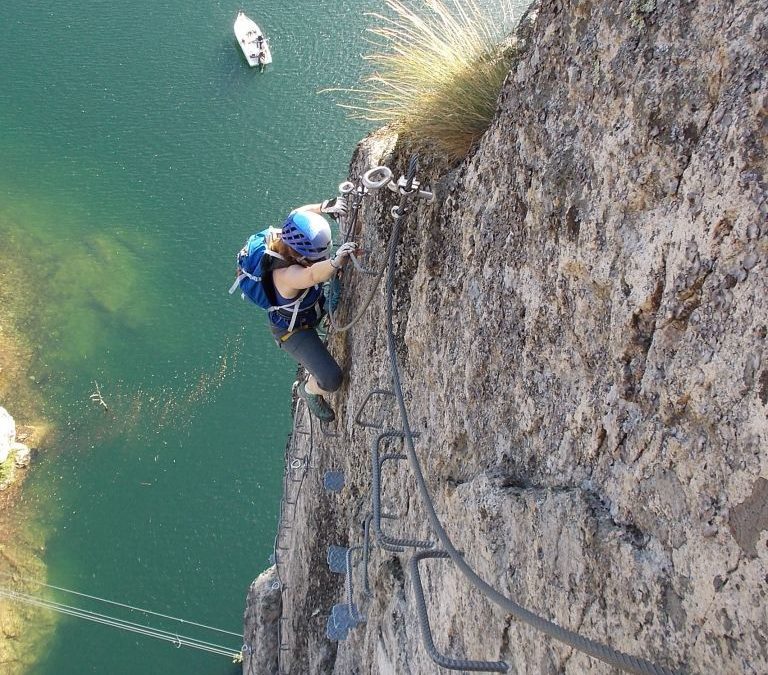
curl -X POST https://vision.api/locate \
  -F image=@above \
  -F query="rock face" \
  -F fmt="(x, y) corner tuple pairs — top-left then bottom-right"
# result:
(242, 566), (281, 675)
(244, 0), (768, 673)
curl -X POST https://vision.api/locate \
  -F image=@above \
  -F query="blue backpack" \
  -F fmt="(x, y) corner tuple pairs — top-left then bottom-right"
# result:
(228, 227), (280, 310)
(229, 227), (324, 331)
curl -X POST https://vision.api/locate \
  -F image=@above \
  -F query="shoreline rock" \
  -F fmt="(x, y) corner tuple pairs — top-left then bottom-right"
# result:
(0, 407), (40, 494)
(0, 406), (15, 464)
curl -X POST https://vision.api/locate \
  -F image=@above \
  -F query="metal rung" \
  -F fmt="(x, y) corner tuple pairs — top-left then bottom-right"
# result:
(410, 550), (508, 672)
(355, 389), (395, 429)
(344, 545), (365, 624)
(371, 431), (433, 551)
(361, 514), (372, 598)
(378, 540), (405, 553)
(380, 452), (407, 465)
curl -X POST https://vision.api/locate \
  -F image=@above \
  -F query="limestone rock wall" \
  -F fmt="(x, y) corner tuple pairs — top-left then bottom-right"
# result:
(242, 567), (281, 675)
(244, 0), (767, 672)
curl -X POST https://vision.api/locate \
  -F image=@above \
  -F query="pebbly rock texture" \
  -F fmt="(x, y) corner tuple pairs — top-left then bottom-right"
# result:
(242, 566), (281, 675)
(244, 0), (767, 673)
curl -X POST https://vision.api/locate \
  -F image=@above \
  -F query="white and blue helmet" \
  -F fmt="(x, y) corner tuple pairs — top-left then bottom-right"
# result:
(281, 211), (332, 261)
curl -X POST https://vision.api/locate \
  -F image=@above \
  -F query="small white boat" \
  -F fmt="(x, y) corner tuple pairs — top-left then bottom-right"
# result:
(234, 11), (272, 69)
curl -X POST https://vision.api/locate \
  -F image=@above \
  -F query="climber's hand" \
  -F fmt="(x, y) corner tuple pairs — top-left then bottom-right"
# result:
(321, 196), (348, 217)
(330, 241), (357, 268)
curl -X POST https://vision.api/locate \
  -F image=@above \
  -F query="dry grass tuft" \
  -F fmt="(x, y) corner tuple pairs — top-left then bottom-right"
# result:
(334, 0), (518, 160)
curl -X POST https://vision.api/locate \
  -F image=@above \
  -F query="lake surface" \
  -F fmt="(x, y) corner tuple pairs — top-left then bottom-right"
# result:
(0, 1), (375, 672)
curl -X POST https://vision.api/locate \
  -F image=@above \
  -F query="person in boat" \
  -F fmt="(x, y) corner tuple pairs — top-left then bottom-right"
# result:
(264, 199), (355, 422)
(255, 36), (266, 64)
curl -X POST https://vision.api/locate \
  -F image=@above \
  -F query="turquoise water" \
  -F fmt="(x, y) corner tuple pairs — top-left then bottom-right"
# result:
(0, 1), (374, 672)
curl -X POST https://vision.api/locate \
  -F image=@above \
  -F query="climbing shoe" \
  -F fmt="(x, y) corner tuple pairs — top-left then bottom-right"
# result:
(298, 382), (336, 423)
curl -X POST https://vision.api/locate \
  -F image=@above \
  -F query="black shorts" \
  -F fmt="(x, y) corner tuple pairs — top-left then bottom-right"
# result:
(270, 326), (343, 392)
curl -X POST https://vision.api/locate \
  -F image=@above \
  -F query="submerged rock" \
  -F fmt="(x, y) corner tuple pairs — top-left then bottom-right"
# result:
(12, 444), (31, 468)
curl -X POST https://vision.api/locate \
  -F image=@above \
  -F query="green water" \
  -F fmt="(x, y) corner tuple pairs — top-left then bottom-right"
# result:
(0, 1), (374, 672)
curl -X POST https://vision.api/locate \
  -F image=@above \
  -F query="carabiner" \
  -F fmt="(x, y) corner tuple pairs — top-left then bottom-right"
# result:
(338, 181), (355, 195)
(362, 166), (393, 190)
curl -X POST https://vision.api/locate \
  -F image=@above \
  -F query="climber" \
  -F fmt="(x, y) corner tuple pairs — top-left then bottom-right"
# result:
(232, 198), (356, 423)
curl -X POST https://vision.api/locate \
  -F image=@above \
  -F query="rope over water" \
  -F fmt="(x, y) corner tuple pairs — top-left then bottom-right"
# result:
(0, 572), (242, 660)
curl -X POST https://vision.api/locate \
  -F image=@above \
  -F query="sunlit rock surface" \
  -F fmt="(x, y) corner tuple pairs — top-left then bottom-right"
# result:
(244, 0), (767, 672)
(0, 407), (15, 464)
(242, 566), (281, 675)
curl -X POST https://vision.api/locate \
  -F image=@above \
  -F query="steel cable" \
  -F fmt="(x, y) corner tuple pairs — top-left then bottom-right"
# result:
(326, 210), (391, 335)
(382, 157), (677, 675)
(0, 587), (239, 658)
(0, 571), (240, 638)
(326, 259), (387, 334)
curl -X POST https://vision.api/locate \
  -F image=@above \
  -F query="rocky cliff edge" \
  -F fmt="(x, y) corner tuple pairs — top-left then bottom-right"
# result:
(244, 0), (768, 672)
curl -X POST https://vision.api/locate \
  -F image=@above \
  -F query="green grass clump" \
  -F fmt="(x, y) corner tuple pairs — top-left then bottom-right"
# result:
(0, 454), (15, 485)
(338, 0), (518, 160)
